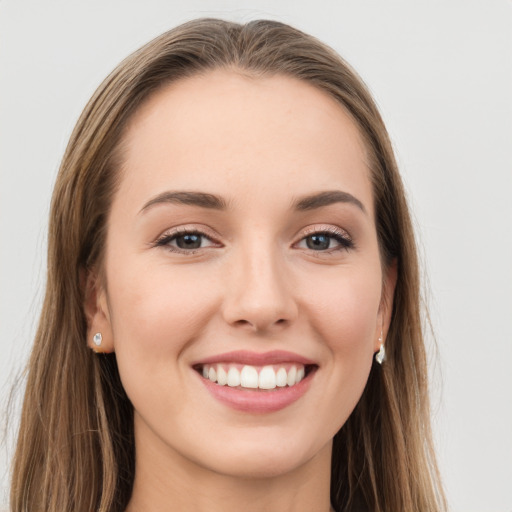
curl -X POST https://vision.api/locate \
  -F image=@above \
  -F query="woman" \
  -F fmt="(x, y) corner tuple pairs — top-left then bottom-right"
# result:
(9, 18), (446, 512)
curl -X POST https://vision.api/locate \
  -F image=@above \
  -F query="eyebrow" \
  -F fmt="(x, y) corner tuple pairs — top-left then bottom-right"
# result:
(140, 191), (227, 213)
(139, 189), (366, 215)
(293, 190), (367, 214)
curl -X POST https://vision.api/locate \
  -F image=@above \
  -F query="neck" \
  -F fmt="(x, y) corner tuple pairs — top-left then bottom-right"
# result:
(125, 421), (333, 512)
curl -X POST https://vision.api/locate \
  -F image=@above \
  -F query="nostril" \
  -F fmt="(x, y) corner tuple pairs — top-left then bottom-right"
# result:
(233, 317), (288, 331)
(234, 319), (251, 327)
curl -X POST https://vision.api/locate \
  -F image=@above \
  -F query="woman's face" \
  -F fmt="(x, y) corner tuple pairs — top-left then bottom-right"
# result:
(89, 70), (394, 478)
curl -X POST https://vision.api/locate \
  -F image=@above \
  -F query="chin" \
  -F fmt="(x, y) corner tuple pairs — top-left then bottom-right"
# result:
(195, 435), (329, 480)
(203, 453), (309, 480)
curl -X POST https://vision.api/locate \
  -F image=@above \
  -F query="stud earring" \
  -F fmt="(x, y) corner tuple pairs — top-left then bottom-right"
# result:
(375, 331), (385, 364)
(93, 332), (102, 347)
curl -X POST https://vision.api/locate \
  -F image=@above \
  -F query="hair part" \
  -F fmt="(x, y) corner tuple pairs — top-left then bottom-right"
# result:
(10, 18), (446, 512)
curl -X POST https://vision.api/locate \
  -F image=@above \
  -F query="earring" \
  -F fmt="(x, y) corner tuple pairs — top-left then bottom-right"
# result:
(93, 332), (102, 347)
(375, 331), (385, 364)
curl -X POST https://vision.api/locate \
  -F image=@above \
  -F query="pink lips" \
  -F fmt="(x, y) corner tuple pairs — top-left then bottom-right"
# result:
(193, 350), (316, 367)
(193, 350), (317, 413)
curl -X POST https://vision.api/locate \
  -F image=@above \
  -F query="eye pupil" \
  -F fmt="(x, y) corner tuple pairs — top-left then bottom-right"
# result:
(306, 235), (330, 250)
(176, 234), (202, 249)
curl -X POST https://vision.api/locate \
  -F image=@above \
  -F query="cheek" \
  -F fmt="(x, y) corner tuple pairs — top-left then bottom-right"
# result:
(303, 265), (382, 354)
(104, 257), (221, 396)
(104, 261), (223, 423)
(290, 264), (381, 435)
(301, 262), (381, 410)
(108, 258), (214, 342)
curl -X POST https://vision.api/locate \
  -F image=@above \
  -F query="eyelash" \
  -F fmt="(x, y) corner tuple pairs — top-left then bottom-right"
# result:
(153, 226), (354, 255)
(154, 228), (219, 254)
(297, 226), (354, 253)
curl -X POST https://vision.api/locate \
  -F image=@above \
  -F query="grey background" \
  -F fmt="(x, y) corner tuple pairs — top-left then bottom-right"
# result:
(1, 1), (511, 510)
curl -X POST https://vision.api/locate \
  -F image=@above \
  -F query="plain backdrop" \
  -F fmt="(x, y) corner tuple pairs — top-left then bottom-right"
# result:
(1, 1), (511, 511)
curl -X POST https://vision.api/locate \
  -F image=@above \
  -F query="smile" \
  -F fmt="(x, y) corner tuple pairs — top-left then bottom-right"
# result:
(199, 363), (307, 390)
(192, 350), (318, 413)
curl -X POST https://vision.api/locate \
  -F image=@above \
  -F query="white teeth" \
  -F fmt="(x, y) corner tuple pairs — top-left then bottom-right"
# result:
(241, 365), (259, 388)
(201, 363), (308, 389)
(259, 366), (277, 389)
(227, 367), (241, 387)
(217, 365), (228, 386)
(276, 367), (287, 387)
(287, 366), (297, 386)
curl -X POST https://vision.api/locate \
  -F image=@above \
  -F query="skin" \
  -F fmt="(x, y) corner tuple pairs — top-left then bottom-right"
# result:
(85, 70), (396, 512)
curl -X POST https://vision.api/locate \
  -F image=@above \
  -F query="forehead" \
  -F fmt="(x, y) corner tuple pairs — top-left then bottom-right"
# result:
(116, 69), (373, 216)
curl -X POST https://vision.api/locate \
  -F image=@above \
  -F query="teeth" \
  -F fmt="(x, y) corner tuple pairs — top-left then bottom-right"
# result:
(227, 367), (241, 387)
(276, 367), (287, 387)
(217, 365), (228, 386)
(287, 366), (297, 386)
(241, 366), (259, 388)
(259, 365), (277, 389)
(201, 363), (307, 389)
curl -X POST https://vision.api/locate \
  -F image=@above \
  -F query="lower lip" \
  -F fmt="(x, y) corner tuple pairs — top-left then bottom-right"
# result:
(197, 369), (315, 413)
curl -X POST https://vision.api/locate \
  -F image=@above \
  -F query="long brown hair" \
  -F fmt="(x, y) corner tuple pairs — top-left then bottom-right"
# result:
(10, 18), (446, 512)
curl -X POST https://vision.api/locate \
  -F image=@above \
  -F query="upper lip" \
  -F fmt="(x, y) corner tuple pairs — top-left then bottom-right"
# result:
(192, 350), (317, 367)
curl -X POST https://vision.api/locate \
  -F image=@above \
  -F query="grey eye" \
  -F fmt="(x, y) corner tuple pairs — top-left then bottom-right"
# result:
(296, 230), (353, 252)
(305, 234), (332, 250)
(175, 234), (203, 249)
(155, 231), (217, 252)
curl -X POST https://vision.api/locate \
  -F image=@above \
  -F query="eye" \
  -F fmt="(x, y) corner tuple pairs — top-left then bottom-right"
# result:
(154, 229), (219, 253)
(296, 228), (353, 252)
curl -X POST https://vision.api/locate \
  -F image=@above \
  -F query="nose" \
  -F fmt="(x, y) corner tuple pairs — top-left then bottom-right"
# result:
(221, 244), (298, 333)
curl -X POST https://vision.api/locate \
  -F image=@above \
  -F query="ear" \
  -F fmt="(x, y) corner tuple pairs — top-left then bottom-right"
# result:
(83, 267), (114, 353)
(375, 258), (398, 352)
